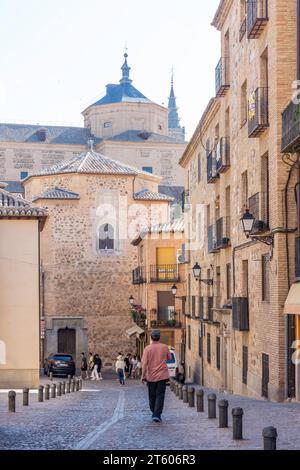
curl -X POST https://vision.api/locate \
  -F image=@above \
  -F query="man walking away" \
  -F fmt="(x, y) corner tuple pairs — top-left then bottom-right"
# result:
(98, 354), (103, 380)
(115, 353), (125, 386)
(91, 354), (101, 381)
(80, 352), (88, 379)
(141, 330), (171, 423)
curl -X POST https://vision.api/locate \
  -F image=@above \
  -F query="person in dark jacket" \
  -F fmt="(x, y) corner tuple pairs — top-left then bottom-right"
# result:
(80, 352), (88, 380)
(91, 354), (101, 381)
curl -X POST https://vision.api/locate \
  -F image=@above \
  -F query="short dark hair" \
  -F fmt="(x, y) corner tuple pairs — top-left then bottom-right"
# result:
(151, 329), (161, 341)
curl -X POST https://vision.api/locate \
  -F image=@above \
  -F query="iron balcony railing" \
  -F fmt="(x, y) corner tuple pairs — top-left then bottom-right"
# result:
(239, 18), (247, 41)
(207, 151), (219, 183)
(248, 87), (269, 137)
(281, 101), (300, 153)
(215, 57), (230, 97)
(151, 308), (182, 328)
(216, 216), (231, 249)
(132, 266), (146, 285)
(247, 0), (268, 39)
(207, 224), (218, 253)
(248, 192), (269, 232)
(150, 264), (179, 282)
(215, 137), (230, 173)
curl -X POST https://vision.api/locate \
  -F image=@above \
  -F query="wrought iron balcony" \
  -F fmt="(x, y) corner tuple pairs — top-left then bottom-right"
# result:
(208, 224), (219, 254)
(215, 137), (230, 173)
(216, 217), (231, 249)
(239, 18), (247, 41)
(215, 57), (230, 97)
(248, 87), (269, 137)
(248, 192), (269, 233)
(150, 264), (179, 282)
(132, 266), (146, 285)
(247, 0), (268, 39)
(281, 101), (300, 153)
(207, 151), (219, 183)
(151, 308), (182, 328)
(232, 297), (249, 331)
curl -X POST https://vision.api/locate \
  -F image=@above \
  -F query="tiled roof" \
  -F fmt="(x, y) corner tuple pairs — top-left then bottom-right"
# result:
(33, 187), (80, 201)
(0, 180), (24, 194)
(0, 187), (47, 218)
(0, 123), (100, 145)
(26, 149), (159, 179)
(91, 83), (152, 107)
(131, 218), (185, 245)
(107, 130), (182, 144)
(134, 189), (174, 202)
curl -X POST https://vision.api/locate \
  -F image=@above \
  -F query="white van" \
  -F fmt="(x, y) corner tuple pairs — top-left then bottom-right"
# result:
(166, 347), (178, 378)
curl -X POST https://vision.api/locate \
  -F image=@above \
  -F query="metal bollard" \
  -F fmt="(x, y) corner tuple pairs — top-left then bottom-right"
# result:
(23, 388), (29, 406)
(50, 383), (56, 399)
(49, 372), (53, 381)
(218, 400), (229, 428)
(8, 391), (16, 412)
(57, 382), (62, 397)
(188, 387), (195, 407)
(182, 385), (188, 403)
(232, 408), (243, 440)
(263, 427), (277, 450)
(71, 379), (75, 393)
(196, 389), (204, 412)
(178, 384), (183, 400)
(66, 381), (70, 393)
(62, 382), (66, 395)
(76, 379), (80, 392)
(38, 385), (44, 402)
(44, 384), (50, 400)
(208, 393), (217, 419)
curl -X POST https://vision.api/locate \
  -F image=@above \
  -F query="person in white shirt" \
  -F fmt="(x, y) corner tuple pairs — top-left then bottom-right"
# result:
(115, 353), (125, 386)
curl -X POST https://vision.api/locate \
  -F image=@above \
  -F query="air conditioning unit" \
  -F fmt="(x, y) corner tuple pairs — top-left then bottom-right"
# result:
(177, 244), (190, 264)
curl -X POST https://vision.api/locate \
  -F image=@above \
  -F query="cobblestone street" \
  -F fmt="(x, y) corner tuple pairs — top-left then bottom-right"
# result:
(0, 376), (300, 450)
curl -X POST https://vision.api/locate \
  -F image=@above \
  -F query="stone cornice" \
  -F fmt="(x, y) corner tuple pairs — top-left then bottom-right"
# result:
(211, 0), (234, 31)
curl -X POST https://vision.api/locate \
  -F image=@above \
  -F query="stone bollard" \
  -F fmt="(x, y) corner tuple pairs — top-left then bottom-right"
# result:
(76, 379), (80, 392)
(208, 393), (217, 419)
(50, 383), (56, 399)
(44, 384), (50, 400)
(175, 382), (179, 397)
(71, 379), (75, 393)
(49, 372), (53, 381)
(79, 378), (83, 390)
(23, 388), (29, 406)
(8, 391), (16, 412)
(182, 385), (188, 404)
(232, 408), (243, 440)
(178, 384), (183, 400)
(188, 387), (195, 407)
(38, 385), (44, 402)
(218, 400), (229, 428)
(68, 374), (71, 380)
(66, 381), (70, 393)
(196, 389), (204, 412)
(263, 427), (277, 450)
(170, 379), (174, 392)
(57, 382), (62, 397)
(62, 382), (66, 395)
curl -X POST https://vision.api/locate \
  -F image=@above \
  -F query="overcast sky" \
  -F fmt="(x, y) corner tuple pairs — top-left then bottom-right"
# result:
(0, 0), (221, 139)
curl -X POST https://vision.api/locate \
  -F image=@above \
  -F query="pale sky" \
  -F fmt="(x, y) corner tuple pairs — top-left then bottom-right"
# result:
(0, 0), (221, 139)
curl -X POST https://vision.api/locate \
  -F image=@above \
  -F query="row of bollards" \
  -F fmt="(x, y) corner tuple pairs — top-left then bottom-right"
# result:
(170, 378), (278, 450)
(8, 376), (83, 413)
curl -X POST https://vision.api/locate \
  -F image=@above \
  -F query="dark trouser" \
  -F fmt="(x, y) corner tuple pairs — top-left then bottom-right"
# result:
(117, 369), (125, 385)
(147, 380), (167, 418)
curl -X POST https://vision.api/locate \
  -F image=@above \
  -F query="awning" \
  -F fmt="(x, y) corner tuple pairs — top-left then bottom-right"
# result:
(284, 282), (300, 314)
(126, 325), (145, 338)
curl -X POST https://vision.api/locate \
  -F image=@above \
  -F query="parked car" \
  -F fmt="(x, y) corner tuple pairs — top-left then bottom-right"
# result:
(166, 347), (178, 378)
(44, 353), (76, 377)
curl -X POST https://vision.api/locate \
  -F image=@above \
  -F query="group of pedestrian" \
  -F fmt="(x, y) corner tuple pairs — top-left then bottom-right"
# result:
(115, 353), (141, 386)
(81, 352), (103, 381)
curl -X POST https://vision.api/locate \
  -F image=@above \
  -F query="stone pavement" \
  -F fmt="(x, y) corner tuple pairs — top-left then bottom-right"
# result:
(0, 376), (300, 450)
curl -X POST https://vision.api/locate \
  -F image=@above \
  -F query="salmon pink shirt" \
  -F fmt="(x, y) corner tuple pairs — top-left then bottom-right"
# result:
(142, 342), (171, 382)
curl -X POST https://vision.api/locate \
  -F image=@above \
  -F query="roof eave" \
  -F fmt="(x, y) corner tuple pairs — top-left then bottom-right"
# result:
(211, 0), (234, 30)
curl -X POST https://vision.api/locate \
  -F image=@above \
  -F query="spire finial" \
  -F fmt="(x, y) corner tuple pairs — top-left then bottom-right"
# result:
(120, 47), (132, 84)
(87, 139), (94, 151)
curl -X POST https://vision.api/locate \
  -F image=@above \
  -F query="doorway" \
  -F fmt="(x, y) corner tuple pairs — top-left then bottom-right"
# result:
(58, 328), (76, 357)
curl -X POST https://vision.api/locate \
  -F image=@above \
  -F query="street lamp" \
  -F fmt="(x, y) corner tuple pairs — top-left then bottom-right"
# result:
(241, 209), (274, 246)
(171, 284), (177, 296)
(128, 295), (135, 306)
(192, 262), (213, 285)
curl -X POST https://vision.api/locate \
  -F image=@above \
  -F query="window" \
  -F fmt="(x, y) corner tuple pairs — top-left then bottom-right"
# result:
(98, 223), (114, 250)
(199, 326), (203, 357)
(242, 346), (248, 384)
(226, 263), (232, 300)
(103, 122), (112, 128)
(216, 336), (221, 370)
(199, 296), (204, 319)
(197, 153), (201, 183)
(142, 166), (153, 174)
(20, 171), (28, 180)
(192, 296), (196, 317)
(182, 296), (186, 316)
(262, 254), (270, 302)
(207, 333), (211, 363)
(157, 291), (175, 322)
(241, 81), (247, 127)
(188, 325), (191, 350)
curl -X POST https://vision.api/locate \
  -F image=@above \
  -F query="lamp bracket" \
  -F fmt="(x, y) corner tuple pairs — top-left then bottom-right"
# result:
(250, 234), (274, 246)
(196, 278), (213, 286)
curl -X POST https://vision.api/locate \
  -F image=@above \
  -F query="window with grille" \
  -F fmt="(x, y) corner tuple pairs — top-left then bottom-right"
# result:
(216, 336), (221, 370)
(192, 296), (196, 317)
(242, 346), (248, 384)
(188, 325), (191, 350)
(207, 333), (211, 363)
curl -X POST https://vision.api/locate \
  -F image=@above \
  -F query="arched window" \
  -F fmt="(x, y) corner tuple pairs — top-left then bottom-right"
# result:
(99, 223), (114, 250)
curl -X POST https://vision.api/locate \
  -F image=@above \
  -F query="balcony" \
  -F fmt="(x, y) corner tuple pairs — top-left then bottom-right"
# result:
(216, 216), (231, 249)
(248, 87), (269, 137)
(247, 0), (268, 39)
(207, 151), (219, 183)
(215, 137), (230, 173)
(239, 18), (247, 41)
(151, 308), (182, 328)
(232, 297), (249, 331)
(150, 264), (179, 282)
(132, 266), (146, 285)
(248, 192), (269, 233)
(281, 101), (300, 153)
(296, 237), (300, 279)
(208, 224), (219, 254)
(215, 57), (230, 97)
